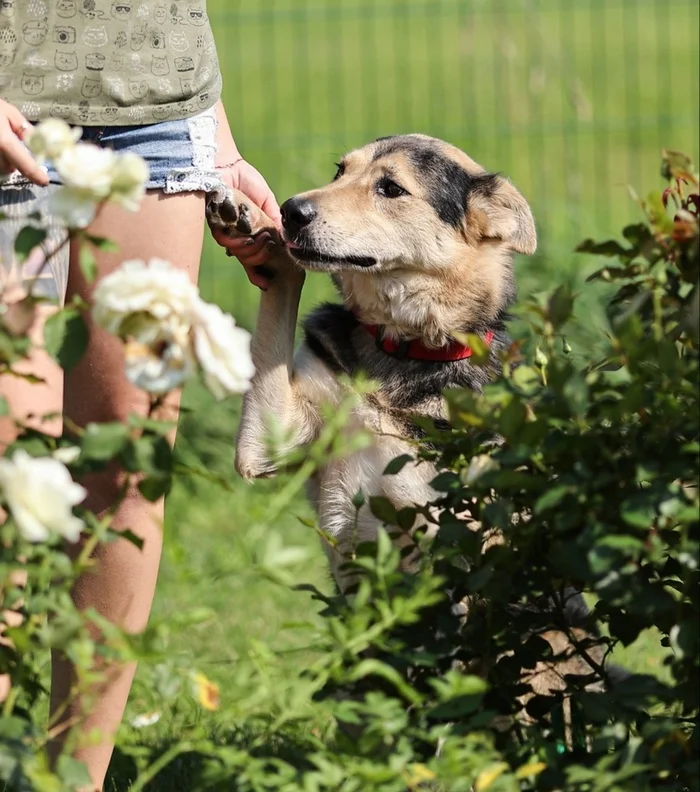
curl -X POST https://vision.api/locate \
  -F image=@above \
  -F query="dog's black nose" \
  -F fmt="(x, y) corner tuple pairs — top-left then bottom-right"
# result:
(281, 197), (317, 235)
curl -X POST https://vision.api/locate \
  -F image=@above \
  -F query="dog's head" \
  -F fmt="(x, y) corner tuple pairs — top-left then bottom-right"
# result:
(281, 135), (535, 341)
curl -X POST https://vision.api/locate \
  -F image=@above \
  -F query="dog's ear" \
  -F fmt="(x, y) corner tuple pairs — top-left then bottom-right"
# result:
(468, 175), (537, 255)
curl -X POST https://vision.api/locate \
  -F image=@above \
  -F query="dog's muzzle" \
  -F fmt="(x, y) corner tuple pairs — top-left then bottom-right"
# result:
(280, 196), (317, 237)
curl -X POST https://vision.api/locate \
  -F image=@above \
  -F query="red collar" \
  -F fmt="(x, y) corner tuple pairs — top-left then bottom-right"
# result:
(362, 324), (495, 362)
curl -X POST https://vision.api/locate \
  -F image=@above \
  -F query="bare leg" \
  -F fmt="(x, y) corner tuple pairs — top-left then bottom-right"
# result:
(48, 191), (204, 790)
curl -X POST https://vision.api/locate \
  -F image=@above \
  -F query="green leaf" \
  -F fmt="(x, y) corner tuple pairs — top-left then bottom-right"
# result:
(383, 454), (413, 475)
(576, 238), (628, 257)
(512, 365), (541, 396)
(547, 284), (575, 329)
(108, 528), (144, 551)
(661, 149), (695, 180)
(430, 471), (461, 492)
(0, 396), (7, 416)
(84, 233), (119, 252)
(620, 495), (657, 529)
(81, 422), (130, 462)
(465, 333), (491, 366)
(79, 245), (97, 283)
(138, 474), (172, 502)
(349, 659), (422, 705)
(396, 507), (417, 531)
(44, 308), (89, 372)
(369, 496), (398, 525)
(56, 755), (92, 789)
(563, 371), (590, 416)
(534, 485), (571, 514)
(14, 226), (47, 264)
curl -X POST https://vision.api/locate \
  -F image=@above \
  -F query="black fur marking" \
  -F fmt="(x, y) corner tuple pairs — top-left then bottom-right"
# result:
(303, 304), (509, 414)
(302, 303), (360, 376)
(371, 136), (498, 229)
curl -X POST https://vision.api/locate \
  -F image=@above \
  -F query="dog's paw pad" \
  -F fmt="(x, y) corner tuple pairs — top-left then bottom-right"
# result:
(206, 192), (239, 232)
(235, 202), (253, 235)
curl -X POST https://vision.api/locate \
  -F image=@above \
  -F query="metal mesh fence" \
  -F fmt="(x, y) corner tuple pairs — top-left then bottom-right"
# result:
(203, 0), (699, 326)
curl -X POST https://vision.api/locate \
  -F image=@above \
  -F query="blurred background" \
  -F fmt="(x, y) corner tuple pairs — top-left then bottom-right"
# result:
(202, 0), (699, 330)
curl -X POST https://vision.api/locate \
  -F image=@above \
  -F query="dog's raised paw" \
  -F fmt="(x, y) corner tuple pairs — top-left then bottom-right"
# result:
(206, 188), (265, 238)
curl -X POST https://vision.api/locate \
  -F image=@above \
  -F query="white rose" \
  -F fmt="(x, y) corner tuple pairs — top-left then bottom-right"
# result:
(0, 450), (86, 543)
(54, 142), (117, 198)
(124, 316), (195, 394)
(48, 185), (100, 229)
(193, 300), (254, 399)
(92, 258), (200, 337)
(27, 118), (82, 162)
(110, 152), (149, 212)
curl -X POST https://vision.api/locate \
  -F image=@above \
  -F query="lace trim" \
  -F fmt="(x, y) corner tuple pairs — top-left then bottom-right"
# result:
(164, 106), (223, 194)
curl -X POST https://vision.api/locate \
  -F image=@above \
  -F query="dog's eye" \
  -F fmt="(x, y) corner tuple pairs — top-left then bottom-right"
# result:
(333, 162), (345, 181)
(376, 178), (408, 199)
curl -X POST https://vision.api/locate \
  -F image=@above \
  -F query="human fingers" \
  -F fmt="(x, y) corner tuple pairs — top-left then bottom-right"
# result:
(0, 106), (48, 186)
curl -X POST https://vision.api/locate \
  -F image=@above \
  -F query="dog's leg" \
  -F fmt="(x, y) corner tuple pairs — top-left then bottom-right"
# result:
(207, 188), (316, 479)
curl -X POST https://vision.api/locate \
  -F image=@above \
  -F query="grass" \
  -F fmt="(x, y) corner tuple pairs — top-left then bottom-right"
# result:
(40, 0), (700, 787)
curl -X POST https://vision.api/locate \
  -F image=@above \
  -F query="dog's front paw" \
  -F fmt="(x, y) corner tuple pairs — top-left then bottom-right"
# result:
(206, 187), (258, 237)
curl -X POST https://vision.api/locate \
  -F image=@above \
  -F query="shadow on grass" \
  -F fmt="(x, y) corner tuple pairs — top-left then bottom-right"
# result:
(105, 728), (321, 792)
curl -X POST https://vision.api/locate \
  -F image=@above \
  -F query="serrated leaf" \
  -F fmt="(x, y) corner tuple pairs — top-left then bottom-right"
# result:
(14, 226), (47, 264)
(44, 308), (89, 372)
(534, 485), (571, 514)
(661, 149), (695, 181)
(105, 527), (144, 551)
(79, 245), (97, 283)
(620, 496), (656, 529)
(138, 474), (172, 502)
(56, 755), (92, 789)
(465, 333), (491, 365)
(85, 233), (119, 252)
(547, 284), (575, 329)
(576, 238), (628, 257)
(430, 471), (461, 492)
(369, 496), (398, 525)
(383, 454), (413, 475)
(81, 422), (129, 461)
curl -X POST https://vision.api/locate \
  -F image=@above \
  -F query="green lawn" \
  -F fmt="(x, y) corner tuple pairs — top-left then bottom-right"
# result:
(55, 1), (700, 788)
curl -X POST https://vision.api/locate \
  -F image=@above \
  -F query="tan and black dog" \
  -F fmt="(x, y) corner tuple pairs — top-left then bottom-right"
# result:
(207, 133), (536, 587)
(207, 134), (623, 711)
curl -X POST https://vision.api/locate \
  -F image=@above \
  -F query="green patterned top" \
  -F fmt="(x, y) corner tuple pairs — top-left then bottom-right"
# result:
(0, 0), (221, 126)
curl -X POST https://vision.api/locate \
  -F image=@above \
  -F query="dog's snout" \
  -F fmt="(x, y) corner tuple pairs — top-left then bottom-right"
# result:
(281, 196), (317, 235)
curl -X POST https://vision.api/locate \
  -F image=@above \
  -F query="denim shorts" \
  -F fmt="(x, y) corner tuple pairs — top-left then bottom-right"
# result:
(45, 106), (222, 193)
(0, 107), (222, 302)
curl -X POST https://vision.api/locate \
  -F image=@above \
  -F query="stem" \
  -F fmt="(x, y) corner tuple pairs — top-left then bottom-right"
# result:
(25, 230), (71, 296)
(129, 742), (195, 792)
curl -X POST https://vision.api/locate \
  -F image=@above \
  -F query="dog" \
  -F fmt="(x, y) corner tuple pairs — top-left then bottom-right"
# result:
(207, 135), (622, 718)
(207, 133), (535, 587)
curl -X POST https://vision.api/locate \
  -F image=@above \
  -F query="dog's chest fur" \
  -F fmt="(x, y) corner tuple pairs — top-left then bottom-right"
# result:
(294, 303), (507, 584)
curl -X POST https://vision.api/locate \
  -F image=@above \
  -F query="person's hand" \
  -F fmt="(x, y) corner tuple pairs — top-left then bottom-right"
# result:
(211, 159), (282, 289)
(0, 100), (48, 186)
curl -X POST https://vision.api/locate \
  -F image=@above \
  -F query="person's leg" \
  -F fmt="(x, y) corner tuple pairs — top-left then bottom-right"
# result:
(48, 191), (204, 789)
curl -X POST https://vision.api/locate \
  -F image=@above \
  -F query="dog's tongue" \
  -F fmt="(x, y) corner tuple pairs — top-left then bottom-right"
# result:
(285, 239), (302, 250)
